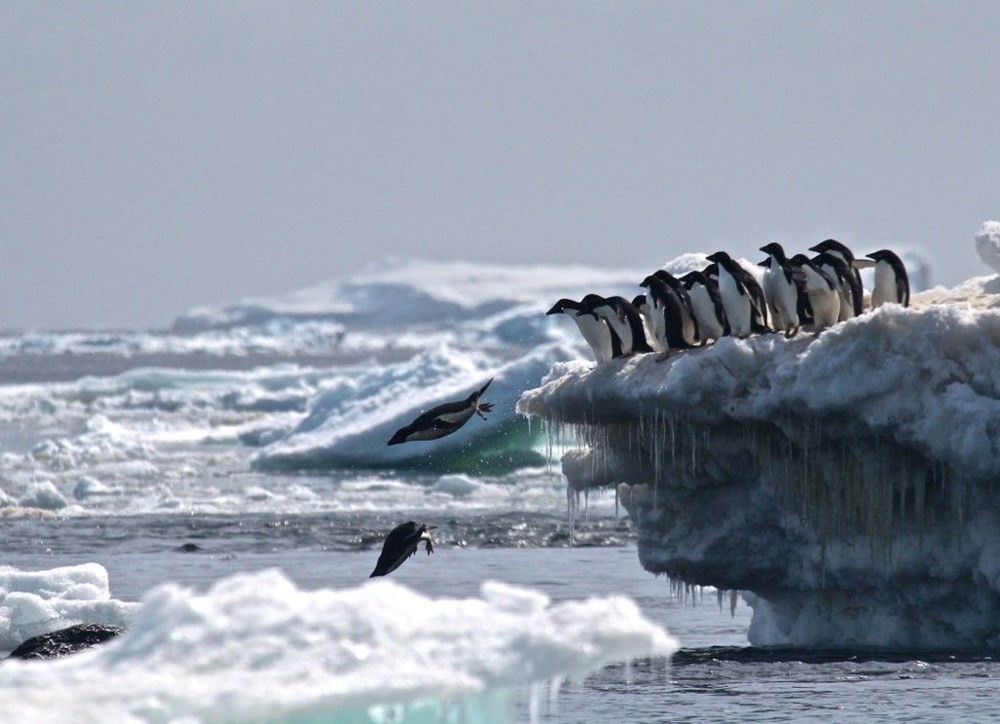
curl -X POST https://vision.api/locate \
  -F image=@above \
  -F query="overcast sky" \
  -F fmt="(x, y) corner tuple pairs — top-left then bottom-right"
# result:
(3, 2), (999, 330)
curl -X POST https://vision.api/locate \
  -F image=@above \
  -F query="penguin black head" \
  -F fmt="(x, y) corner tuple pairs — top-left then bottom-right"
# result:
(865, 249), (905, 266)
(810, 239), (855, 261)
(631, 294), (649, 310)
(759, 242), (787, 259)
(706, 251), (731, 264)
(546, 298), (579, 315)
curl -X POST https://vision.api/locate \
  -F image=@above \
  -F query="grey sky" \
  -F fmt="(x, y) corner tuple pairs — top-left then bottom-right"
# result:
(3, 2), (998, 330)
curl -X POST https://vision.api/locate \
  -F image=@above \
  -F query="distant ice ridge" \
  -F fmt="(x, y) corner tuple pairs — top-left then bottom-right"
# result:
(0, 563), (136, 653)
(0, 568), (677, 724)
(519, 257), (1000, 650)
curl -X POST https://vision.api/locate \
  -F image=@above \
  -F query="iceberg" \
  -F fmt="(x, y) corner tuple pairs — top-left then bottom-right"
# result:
(0, 568), (677, 724)
(519, 234), (1000, 651)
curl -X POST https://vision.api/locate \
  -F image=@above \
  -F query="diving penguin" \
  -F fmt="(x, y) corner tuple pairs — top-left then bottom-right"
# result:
(866, 249), (910, 308)
(370, 521), (435, 577)
(387, 379), (494, 445)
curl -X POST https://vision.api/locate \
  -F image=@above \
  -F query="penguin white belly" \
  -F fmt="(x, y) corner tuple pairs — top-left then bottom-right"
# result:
(573, 314), (612, 362)
(637, 308), (664, 352)
(872, 262), (897, 308)
(679, 304), (699, 346)
(764, 267), (798, 334)
(645, 291), (666, 348)
(718, 271), (751, 337)
(596, 308), (632, 355)
(688, 285), (724, 341)
(435, 406), (477, 425)
(802, 270), (840, 331)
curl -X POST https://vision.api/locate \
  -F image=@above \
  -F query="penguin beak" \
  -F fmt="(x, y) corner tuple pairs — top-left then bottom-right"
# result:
(477, 378), (493, 397)
(758, 259), (770, 267)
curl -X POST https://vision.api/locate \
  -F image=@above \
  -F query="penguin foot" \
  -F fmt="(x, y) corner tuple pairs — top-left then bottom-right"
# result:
(655, 351), (671, 363)
(475, 401), (494, 420)
(785, 327), (799, 339)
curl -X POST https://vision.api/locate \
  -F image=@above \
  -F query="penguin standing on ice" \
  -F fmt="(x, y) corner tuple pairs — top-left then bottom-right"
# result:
(632, 294), (663, 352)
(585, 296), (654, 357)
(809, 239), (864, 316)
(789, 255), (841, 332)
(705, 251), (770, 338)
(370, 521), (435, 576)
(678, 270), (729, 343)
(759, 242), (802, 338)
(546, 297), (622, 362)
(866, 249), (910, 308)
(812, 251), (857, 322)
(652, 270), (700, 347)
(388, 379), (494, 445)
(640, 274), (694, 354)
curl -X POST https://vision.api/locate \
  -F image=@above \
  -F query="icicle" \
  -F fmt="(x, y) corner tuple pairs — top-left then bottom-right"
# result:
(547, 676), (563, 717)
(614, 484), (619, 519)
(729, 589), (738, 617)
(584, 489), (590, 523)
(717, 588), (724, 612)
(528, 682), (543, 724)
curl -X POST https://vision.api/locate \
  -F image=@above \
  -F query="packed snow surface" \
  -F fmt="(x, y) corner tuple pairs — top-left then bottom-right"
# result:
(0, 568), (677, 723)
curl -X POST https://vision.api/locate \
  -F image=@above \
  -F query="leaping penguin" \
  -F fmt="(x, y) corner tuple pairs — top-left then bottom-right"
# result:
(370, 521), (435, 577)
(705, 251), (770, 338)
(809, 239), (864, 316)
(388, 379), (494, 445)
(759, 242), (802, 338)
(866, 249), (910, 308)
(546, 297), (622, 363)
(585, 296), (655, 357)
(678, 270), (729, 343)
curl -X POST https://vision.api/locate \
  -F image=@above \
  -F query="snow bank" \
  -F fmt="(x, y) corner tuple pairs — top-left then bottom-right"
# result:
(0, 564), (136, 652)
(0, 569), (677, 724)
(519, 255), (1000, 650)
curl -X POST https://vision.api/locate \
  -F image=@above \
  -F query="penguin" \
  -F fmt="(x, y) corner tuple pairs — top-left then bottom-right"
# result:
(678, 270), (729, 343)
(812, 251), (856, 322)
(809, 239), (864, 316)
(370, 521), (435, 577)
(758, 242), (802, 338)
(640, 274), (694, 354)
(546, 297), (622, 363)
(866, 249), (910, 308)
(387, 379), (494, 445)
(652, 270), (700, 346)
(632, 294), (664, 353)
(584, 296), (654, 357)
(788, 255), (841, 332)
(705, 251), (770, 337)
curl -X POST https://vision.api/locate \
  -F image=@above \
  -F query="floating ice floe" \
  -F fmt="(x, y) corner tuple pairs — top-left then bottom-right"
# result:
(0, 564), (136, 653)
(0, 568), (677, 724)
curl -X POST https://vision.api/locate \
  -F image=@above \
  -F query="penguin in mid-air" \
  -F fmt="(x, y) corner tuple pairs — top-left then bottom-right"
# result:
(388, 379), (494, 445)
(705, 251), (770, 338)
(370, 521), (435, 577)
(546, 296), (622, 362)
(584, 296), (654, 357)
(866, 249), (910, 308)
(678, 270), (729, 343)
(789, 255), (841, 332)
(759, 242), (802, 338)
(809, 239), (865, 316)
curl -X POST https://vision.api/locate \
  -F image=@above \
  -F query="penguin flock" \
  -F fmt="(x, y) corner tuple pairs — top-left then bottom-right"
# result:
(548, 240), (910, 361)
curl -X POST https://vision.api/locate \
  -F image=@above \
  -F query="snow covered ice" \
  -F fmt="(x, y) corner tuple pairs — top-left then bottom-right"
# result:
(0, 567), (676, 724)
(520, 225), (1000, 650)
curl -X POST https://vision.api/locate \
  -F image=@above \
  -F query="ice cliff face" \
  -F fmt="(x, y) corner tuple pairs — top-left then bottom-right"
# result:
(519, 275), (1000, 650)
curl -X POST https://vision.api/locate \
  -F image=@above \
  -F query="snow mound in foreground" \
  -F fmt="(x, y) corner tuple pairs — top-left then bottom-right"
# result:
(0, 569), (677, 724)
